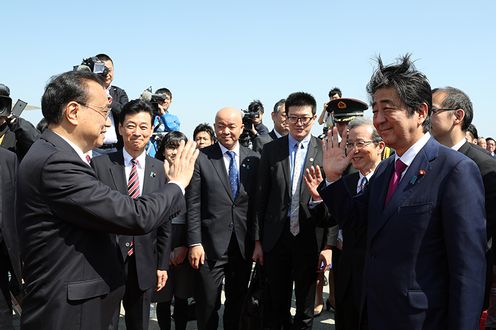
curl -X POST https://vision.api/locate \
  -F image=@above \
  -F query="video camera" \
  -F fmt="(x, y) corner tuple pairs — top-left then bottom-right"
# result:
(140, 87), (166, 115)
(73, 57), (110, 77)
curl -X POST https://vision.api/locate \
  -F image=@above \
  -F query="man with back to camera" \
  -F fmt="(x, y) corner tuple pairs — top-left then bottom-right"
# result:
(187, 107), (259, 330)
(92, 53), (129, 155)
(252, 98), (288, 153)
(317, 55), (486, 329)
(429, 86), (496, 314)
(92, 99), (172, 330)
(17, 70), (198, 330)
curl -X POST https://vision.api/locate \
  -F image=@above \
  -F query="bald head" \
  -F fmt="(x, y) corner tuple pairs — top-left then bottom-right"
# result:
(214, 107), (244, 150)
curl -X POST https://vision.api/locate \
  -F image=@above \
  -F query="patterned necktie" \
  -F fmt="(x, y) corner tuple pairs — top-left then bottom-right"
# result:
(128, 159), (141, 199)
(290, 142), (303, 236)
(385, 159), (407, 205)
(85, 154), (91, 165)
(226, 151), (239, 198)
(358, 176), (368, 193)
(127, 159), (140, 256)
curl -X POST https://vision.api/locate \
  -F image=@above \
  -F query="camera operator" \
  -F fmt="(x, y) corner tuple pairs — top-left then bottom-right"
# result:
(92, 53), (129, 156)
(0, 83), (40, 160)
(146, 88), (180, 158)
(238, 100), (269, 148)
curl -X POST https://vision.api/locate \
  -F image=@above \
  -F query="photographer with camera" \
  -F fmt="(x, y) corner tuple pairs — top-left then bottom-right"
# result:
(143, 87), (180, 158)
(0, 83), (40, 160)
(239, 100), (269, 148)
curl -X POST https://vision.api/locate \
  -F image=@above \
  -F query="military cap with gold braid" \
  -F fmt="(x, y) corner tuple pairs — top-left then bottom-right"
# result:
(327, 98), (368, 123)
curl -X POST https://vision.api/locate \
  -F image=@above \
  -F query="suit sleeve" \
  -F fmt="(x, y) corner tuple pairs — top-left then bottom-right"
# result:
(253, 146), (272, 241)
(110, 88), (129, 115)
(42, 152), (184, 235)
(156, 216), (172, 270)
(442, 158), (486, 329)
(186, 155), (202, 245)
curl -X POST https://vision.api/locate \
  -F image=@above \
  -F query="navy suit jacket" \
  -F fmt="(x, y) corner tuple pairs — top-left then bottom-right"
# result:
(319, 137), (487, 330)
(18, 130), (183, 330)
(91, 151), (172, 291)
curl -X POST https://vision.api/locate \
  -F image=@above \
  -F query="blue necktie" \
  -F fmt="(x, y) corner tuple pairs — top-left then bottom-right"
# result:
(226, 151), (239, 198)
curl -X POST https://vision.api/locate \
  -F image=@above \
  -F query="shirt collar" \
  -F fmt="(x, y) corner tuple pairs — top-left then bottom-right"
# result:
(395, 132), (431, 167)
(273, 129), (284, 138)
(452, 138), (467, 151)
(123, 148), (147, 168)
(218, 142), (240, 156)
(288, 133), (311, 149)
(52, 131), (89, 165)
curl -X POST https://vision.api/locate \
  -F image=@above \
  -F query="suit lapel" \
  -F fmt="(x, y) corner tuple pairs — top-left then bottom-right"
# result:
(108, 151), (128, 193)
(269, 130), (278, 140)
(299, 136), (319, 201)
(280, 136), (292, 200)
(143, 155), (159, 194)
(369, 138), (438, 240)
(209, 143), (234, 200)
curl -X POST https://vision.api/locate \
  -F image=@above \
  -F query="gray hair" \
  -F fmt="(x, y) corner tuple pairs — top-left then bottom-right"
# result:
(348, 117), (382, 143)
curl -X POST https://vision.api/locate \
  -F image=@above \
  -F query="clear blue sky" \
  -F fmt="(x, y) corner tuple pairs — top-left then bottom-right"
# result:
(3, 1), (496, 138)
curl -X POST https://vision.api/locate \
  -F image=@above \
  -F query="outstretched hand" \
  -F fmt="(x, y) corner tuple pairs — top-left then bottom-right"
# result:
(304, 166), (324, 201)
(166, 140), (199, 189)
(322, 127), (354, 182)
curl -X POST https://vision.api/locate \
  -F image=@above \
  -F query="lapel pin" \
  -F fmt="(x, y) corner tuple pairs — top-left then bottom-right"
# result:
(409, 169), (426, 185)
(309, 158), (314, 162)
(150, 171), (156, 177)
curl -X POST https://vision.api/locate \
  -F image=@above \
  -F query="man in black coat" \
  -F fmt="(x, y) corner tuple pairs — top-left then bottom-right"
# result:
(430, 86), (496, 310)
(252, 99), (288, 154)
(17, 71), (198, 330)
(0, 148), (21, 330)
(187, 107), (259, 330)
(92, 100), (172, 330)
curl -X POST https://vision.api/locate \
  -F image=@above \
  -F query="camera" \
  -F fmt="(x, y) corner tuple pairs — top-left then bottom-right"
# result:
(0, 96), (12, 117)
(73, 57), (110, 77)
(242, 109), (259, 131)
(139, 87), (166, 115)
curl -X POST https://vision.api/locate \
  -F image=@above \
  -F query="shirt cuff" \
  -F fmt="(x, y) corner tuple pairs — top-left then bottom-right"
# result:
(168, 181), (185, 195)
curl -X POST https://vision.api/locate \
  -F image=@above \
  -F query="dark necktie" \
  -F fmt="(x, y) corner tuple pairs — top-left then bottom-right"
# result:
(358, 176), (368, 193)
(226, 151), (239, 198)
(127, 159), (140, 256)
(385, 159), (407, 205)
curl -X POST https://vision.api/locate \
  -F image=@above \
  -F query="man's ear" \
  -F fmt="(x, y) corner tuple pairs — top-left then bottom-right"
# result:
(417, 103), (429, 125)
(453, 108), (465, 124)
(65, 101), (79, 125)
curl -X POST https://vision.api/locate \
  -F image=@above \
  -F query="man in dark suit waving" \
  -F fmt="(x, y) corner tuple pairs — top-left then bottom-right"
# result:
(318, 55), (486, 329)
(92, 100), (171, 330)
(17, 71), (198, 330)
(187, 107), (259, 330)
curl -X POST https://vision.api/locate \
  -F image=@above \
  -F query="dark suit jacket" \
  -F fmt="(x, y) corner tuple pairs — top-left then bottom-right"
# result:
(0, 148), (21, 285)
(108, 85), (129, 147)
(17, 130), (184, 330)
(186, 143), (259, 261)
(252, 130), (278, 154)
(319, 137), (487, 330)
(91, 151), (172, 291)
(255, 135), (335, 253)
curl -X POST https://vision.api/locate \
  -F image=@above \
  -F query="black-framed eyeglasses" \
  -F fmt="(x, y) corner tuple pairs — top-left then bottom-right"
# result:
(431, 107), (459, 115)
(287, 116), (314, 125)
(79, 102), (112, 119)
(345, 140), (375, 149)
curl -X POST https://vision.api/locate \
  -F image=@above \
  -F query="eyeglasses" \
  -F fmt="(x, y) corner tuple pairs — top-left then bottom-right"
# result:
(345, 140), (375, 149)
(79, 102), (112, 119)
(431, 107), (458, 115)
(287, 116), (314, 125)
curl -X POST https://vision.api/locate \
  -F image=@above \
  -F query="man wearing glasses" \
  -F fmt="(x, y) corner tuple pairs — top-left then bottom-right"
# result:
(252, 92), (335, 329)
(17, 70), (198, 330)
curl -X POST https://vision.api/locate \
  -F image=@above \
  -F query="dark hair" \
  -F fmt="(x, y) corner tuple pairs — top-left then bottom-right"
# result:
(367, 54), (432, 130)
(328, 87), (342, 98)
(155, 88), (172, 100)
(193, 123), (216, 142)
(36, 118), (48, 133)
(284, 92), (317, 115)
(248, 100), (264, 114)
(273, 99), (285, 113)
(156, 131), (188, 161)
(96, 53), (113, 63)
(486, 137), (495, 143)
(41, 70), (105, 125)
(119, 99), (154, 125)
(466, 123), (478, 140)
(433, 86), (473, 132)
